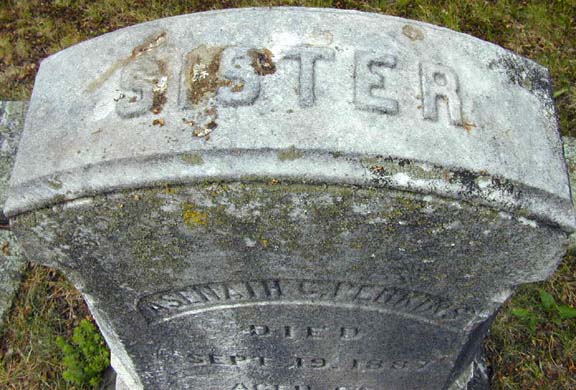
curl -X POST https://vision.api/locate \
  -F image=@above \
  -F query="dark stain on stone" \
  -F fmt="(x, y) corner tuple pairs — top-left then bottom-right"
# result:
(151, 91), (167, 114)
(450, 169), (515, 198)
(488, 54), (552, 98)
(383, 156), (411, 168)
(450, 170), (478, 195)
(249, 48), (276, 76)
(490, 176), (515, 194)
(366, 155), (518, 204)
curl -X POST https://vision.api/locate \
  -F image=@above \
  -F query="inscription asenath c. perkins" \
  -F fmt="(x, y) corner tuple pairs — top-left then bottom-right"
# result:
(137, 279), (473, 325)
(115, 41), (464, 126)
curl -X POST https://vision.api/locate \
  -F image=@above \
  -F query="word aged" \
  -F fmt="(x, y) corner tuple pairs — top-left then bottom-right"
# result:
(116, 43), (464, 126)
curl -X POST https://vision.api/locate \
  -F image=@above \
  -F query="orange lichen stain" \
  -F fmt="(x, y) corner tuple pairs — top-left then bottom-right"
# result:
(131, 32), (167, 58)
(463, 121), (476, 132)
(185, 45), (226, 105)
(151, 60), (168, 114)
(1, 242), (10, 256)
(152, 118), (165, 127)
(248, 48), (276, 75)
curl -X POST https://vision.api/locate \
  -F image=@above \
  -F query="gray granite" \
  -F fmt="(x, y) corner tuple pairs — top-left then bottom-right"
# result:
(563, 137), (576, 249)
(0, 101), (27, 330)
(5, 8), (574, 390)
(5, 9), (573, 230)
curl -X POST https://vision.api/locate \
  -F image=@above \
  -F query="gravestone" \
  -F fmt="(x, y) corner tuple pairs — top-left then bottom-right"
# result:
(0, 101), (27, 330)
(4, 8), (574, 390)
(563, 137), (576, 250)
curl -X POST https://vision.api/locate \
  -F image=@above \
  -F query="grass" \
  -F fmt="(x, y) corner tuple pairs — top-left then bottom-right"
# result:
(486, 251), (576, 389)
(0, 264), (92, 389)
(0, 1), (575, 389)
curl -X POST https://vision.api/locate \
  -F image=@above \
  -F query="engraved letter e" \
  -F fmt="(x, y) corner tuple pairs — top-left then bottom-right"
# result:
(354, 51), (399, 114)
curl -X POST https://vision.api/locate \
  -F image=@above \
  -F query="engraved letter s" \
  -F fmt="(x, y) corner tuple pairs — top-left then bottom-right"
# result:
(116, 56), (161, 118)
(218, 47), (261, 106)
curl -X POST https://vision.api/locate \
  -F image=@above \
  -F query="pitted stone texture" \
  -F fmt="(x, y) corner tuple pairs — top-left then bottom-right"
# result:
(12, 184), (567, 389)
(0, 101), (27, 328)
(0, 102), (26, 207)
(4, 8), (573, 231)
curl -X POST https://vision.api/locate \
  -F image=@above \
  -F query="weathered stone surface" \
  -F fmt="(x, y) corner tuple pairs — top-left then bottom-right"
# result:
(5, 8), (573, 390)
(563, 137), (576, 249)
(5, 9), (572, 230)
(0, 101), (27, 329)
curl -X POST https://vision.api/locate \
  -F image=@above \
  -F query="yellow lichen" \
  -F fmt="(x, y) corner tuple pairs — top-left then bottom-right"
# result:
(182, 203), (208, 227)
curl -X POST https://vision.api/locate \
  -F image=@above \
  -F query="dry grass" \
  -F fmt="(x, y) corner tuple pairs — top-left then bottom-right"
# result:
(0, 264), (92, 389)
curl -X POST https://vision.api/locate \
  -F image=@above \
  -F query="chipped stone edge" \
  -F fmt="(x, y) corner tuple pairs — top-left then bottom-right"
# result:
(81, 291), (144, 390)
